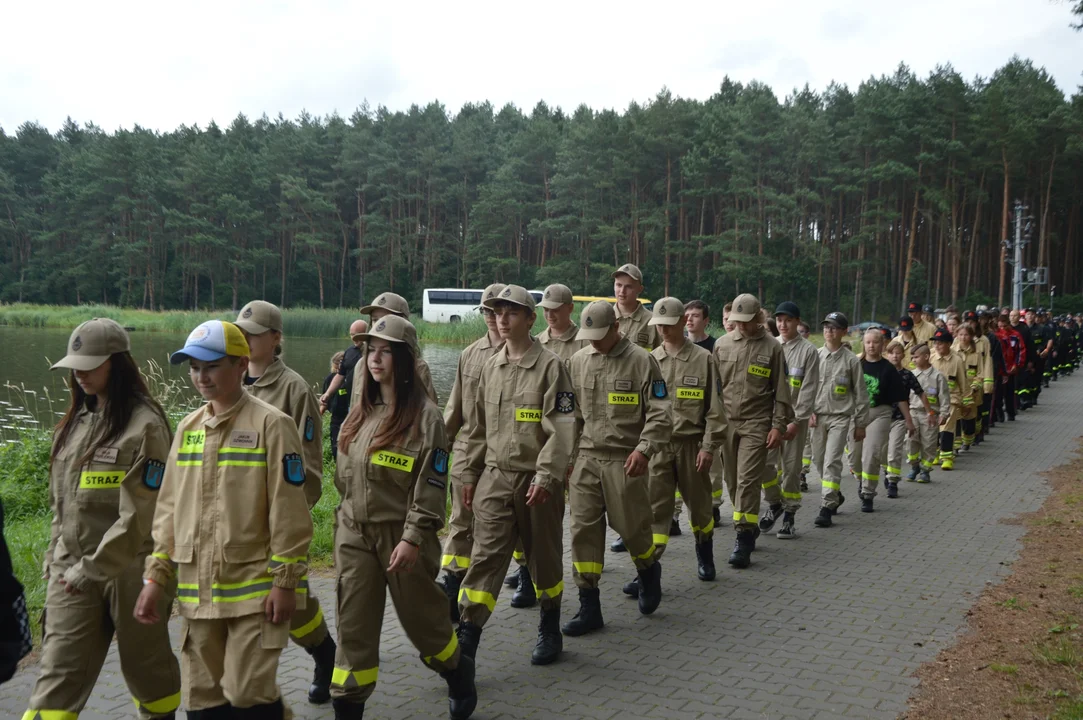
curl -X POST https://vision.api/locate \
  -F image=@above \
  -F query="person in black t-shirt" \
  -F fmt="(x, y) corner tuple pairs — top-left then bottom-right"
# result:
(322, 351), (347, 460)
(319, 319), (368, 458)
(884, 340), (931, 497)
(684, 299), (716, 352)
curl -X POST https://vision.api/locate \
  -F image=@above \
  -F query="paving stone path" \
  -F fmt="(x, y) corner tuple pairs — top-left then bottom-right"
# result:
(6, 377), (1082, 719)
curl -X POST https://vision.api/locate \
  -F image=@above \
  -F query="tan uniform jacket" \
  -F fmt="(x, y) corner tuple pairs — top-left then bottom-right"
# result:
(912, 319), (936, 346)
(144, 393), (312, 619)
(460, 339), (577, 494)
(568, 336), (672, 457)
(336, 401), (449, 548)
(713, 328), (794, 432)
(811, 345), (870, 427)
(650, 341), (728, 453)
(898, 332), (919, 368)
(961, 335), (995, 393)
(444, 333), (503, 449)
(47, 400), (172, 591)
(537, 323), (588, 365)
(930, 351), (968, 407)
(779, 334), (820, 422)
(245, 358), (323, 508)
(911, 366), (951, 422)
(617, 304), (661, 351)
(952, 343), (984, 405)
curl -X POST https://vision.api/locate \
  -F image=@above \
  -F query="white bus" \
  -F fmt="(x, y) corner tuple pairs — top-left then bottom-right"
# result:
(423, 288), (544, 323)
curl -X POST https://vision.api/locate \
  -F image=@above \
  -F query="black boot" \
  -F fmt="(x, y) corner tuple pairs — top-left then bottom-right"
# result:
(332, 698), (365, 720)
(187, 706), (233, 720)
(713, 506), (722, 526)
(233, 698), (285, 719)
(813, 506), (832, 528)
(695, 538), (716, 581)
(561, 588), (604, 636)
(669, 517), (682, 536)
(727, 531), (754, 569)
(832, 493), (845, 514)
(861, 497), (874, 513)
(531, 607), (563, 665)
(441, 653), (478, 720)
(442, 573), (462, 624)
(306, 634), (337, 704)
(776, 511), (796, 539)
(503, 565), (520, 588)
(510, 565), (537, 609)
(610, 537), (626, 552)
(457, 621), (482, 660)
(637, 560), (662, 615)
(621, 575), (640, 598)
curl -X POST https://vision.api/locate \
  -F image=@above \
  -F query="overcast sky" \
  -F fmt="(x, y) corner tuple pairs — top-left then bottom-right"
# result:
(1, 0), (1079, 134)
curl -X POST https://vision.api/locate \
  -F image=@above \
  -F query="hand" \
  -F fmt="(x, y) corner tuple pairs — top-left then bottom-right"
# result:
(462, 484), (475, 510)
(766, 429), (783, 450)
(526, 484), (551, 506)
(906, 420), (916, 437)
(265, 586), (297, 624)
(134, 582), (164, 625)
(319, 392), (332, 407)
(809, 413), (818, 429)
(783, 423), (797, 442)
(624, 450), (649, 477)
(695, 450), (713, 473)
(387, 540), (419, 573)
(318, 400), (328, 416)
(927, 409), (937, 421)
(58, 577), (81, 596)
(854, 427), (866, 442)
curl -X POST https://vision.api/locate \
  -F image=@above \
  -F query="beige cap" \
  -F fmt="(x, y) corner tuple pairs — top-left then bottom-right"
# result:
(611, 263), (643, 284)
(538, 283), (573, 310)
(234, 300), (282, 334)
(478, 283), (507, 308)
(576, 301), (618, 341)
(357, 314), (418, 348)
(729, 293), (761, 323)
(51, 318), (131, 371)
(484, 284), (536, 311)
(648, 297), (685, 326)
(360, 292), (410, 318)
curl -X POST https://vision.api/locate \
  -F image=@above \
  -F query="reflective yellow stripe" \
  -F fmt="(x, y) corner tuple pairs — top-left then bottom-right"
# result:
(533, 580), (564, 599)
(733, 511), (758, 524)
(268, 554), (305, 569)
(424, 631), (459, 664)
(690, 519), (715, 534)
(137, 691), (182, 714)
(515, 408), (543, 422)
(177, 583), (199, 603)
(712, 489), (724, 498)
(290, 606), (325, 639)
(371, 450), (415, 472)
(573, 561), (603, 575)
(748, 365), (771, 378)
(762, 477), (780, 489)
(79, 470), (124, 489)
(441, 554), (471, 569)
(860, 472), (878, 481)
(676, 387), (704, 400)
(607, 393), (639, 405)
(331, 666), (378, 687)
(22, 712), (80, 720)
(833, 386), (847, 395)
(632, 544), (656, 561)
(788, 376), (803, 388)
(884, 466), (901, 475)
(822, 480), (840, 490)
(511, 550), (525, 561)
(458, 586), (496, 612)
(652, 533), (669, 546)
(781, 491), (802, 500)
(218, 460), (268, 467)
(802, 458), (811, 466)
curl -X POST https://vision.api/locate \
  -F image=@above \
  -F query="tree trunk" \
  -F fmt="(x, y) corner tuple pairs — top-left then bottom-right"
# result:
(900, 151), (923, 310)
(997, 153), (1010, 306)
(663, 153), (672, 296)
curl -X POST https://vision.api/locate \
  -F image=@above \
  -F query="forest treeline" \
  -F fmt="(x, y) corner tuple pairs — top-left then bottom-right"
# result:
(2, 57), (1082, 322)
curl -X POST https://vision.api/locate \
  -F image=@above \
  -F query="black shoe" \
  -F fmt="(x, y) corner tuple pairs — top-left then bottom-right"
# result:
(712, 506), (722, 525)
(457, 622), (482, 660)
(621, 575), (640, 598)
(637, 561), (662, 615)
(233, 699), (285, 719)
(813, 507), (833, 528)
(695, 538), (716, 581)
(531, 607), (563, 665)
(443, 573), (462, 625)
(503, 566), (520, 588)
(332, 698), (365, 720)
(861, 497), (874, 513)
(442, 653), (478, 720)
(800, 478), (809, 492)
(776, 512), (796, 539)
(187, 705), (234, 720)
(562, 588), (604, 636)
(306, 634), (337, 705)
(759, 503), (782, 533)
(751, 526), (760, 550)
(669, 517), (682, 536)
(832, 493), (845, 515)
(906, 464), (919, 481)
(886, 481), (898, 499)
(1008, 414), (1016, 421)
(610, 537), (626, 552)
(510, 565), (537, 609)
(727, 531), (755, 569)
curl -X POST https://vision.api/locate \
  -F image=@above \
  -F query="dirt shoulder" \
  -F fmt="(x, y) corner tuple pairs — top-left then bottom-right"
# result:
(904, 437), (1083, 720)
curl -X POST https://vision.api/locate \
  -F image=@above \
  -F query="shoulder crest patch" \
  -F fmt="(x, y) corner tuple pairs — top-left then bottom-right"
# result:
(432, 448), (449, 475)
(283, 453), (305, 486)
(652, 380), (668, 399)
(304, 416), (315, 442)
(142, 459), (165, 490)
(556, 391), (575, 413)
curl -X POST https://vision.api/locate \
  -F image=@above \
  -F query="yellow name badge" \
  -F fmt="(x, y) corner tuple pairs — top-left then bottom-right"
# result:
(80, 470), (124, 489)
(676, 388), (704, 400)
(372, 451), (415, 472)
(181, 431), (205, 452)
(788, 377), (803, 388)
(748, 365), (771, 378)
(948, 380), (957, 389)
(516, 408), (543, 422)
(967, 369), (977, 377)
(608, 393), (639, 405)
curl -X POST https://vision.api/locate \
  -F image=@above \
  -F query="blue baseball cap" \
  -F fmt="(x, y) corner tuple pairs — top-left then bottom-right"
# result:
(170, 321), (250, 364)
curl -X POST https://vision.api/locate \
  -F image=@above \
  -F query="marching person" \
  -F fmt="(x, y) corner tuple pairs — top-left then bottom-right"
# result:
(331, 315), (477, 720)
(354, 292), (438, 407)
(713, 295), (793, 567)
(456, 285), (577, 667)
(319, 319), (369, 457)
(951, 323), (984, 454)
(884, 339), (931, 498)
(135, 320), (312, 719)
(537, 283), (589, 363)
(930, 328), (969, 471)
(908, 302), (936, 345)
(612, 263), (660, 351)
(907, 344), (950, 483)
(564, 301), (671, 636)
(25, 319), (181, 720)
(995, 313), (1026, 422)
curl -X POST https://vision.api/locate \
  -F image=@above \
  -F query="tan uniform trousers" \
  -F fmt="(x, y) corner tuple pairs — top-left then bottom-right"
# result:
(570, 450), (657, 590)
(332, 518), (460, 704)
(802, 432), (813, 475)
(288, 593), (328, 649)
(441, 440), (474, 577)
(813, 413), (851, 510)
(26, 564), (180, 719)
(885, 418), (908, 480)
(850, 405), (893, 499)
(182, 613), (290, 711)
(649, 440), (715, 555)
(763, 419), (809, 512)
(460, 468), (565, 625)
(722, 419), (771, 531)
(910, 412), (940, 471)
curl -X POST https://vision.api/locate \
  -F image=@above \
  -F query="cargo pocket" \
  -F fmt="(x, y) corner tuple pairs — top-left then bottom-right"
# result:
(261, 616), (290, 650)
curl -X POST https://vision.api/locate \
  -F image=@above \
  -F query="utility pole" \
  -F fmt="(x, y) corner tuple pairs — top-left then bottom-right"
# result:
(1012, 200), (1024, 310)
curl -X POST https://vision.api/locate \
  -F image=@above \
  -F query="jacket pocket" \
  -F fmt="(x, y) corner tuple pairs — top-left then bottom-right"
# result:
(222, 543), (269, 564)
(172, 544), (195, 563)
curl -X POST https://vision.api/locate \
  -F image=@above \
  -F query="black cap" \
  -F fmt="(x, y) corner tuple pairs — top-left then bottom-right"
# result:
(880, 327), (893, 340)
(822, 311), (848, 330)
(923, 304), (934, 313)
(899, 316), (914, 330)
(907, 302), (921, 313)
(964, 310), (978, 321)
(932, 328), (953, 343)
(774, 301), (800, 319)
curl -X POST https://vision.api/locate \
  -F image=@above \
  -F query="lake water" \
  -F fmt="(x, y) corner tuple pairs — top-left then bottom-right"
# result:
(0, 326), (466, 440)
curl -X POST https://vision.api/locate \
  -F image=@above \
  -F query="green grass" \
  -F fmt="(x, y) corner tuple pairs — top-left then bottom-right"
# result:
(1033, 638), (1083, 670)
(999, 596), (1027, 610)
(990, 663), (1019, 674)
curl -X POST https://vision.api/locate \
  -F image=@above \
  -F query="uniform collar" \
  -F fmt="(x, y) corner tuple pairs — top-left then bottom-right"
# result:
(735, 326), (765, 342)
(204, 391), (251, 429)
(247, 358), (285, 388)
(780, 333), (804, 348)
(616, 304), (645, 321)
(549, 323), (579, 342)
(656, 339), (694, 361)
(494, 337), (543, 368)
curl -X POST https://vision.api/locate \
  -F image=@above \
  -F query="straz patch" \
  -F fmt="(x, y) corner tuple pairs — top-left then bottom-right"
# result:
(372, 451), (415, 473)
(556, 392), (575, 414)
(283, 453), (306, 486)
(652, 380), (668, 399)
(92, 446), (119, 464)
(614, 380), (633, 392)
(608, 393), (639, 405)
(180, 431), (205, 452)
(304, 416), (315, 442)
(516, 408), (543, 422)
(229, 430), (258, 449)
(676, 387), (704, 400)
(143, 460), (165, 490)
(80, 471), (124, 489)
(682, 375), (700, 387)
(427, 477), (446, 491)
(748, 365), (771, 378)
(431, 448), (449, 475)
